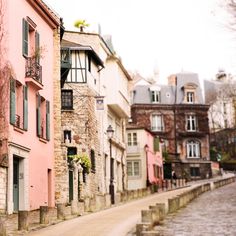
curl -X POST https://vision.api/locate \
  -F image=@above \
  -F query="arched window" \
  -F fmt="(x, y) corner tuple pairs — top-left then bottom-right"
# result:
(186, 140), (200, 158)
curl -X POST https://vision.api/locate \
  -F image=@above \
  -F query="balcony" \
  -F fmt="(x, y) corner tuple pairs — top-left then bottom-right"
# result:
(25, 57), (43, 90)
(107, 91), (130, 118)
(126, 142), (140, 154)
(61, 48), (71, 88)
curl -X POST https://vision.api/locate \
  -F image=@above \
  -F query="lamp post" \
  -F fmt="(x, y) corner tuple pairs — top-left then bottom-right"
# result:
(107, 125), (115, 204)
(144, 144), (150, 187)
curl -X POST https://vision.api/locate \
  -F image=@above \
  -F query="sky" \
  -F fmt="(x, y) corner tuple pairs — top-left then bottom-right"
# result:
(45, 0), (236, 83)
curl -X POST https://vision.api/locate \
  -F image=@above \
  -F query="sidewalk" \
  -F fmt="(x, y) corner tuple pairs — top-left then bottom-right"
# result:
(2, 173), (234, 236)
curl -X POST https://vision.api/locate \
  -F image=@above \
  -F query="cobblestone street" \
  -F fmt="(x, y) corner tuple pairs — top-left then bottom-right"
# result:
(155, 181), (236, 236)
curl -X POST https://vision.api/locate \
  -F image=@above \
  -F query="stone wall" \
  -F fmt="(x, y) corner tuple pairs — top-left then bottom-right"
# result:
(61, 83), (103, 201)
(0, 167), (7, 213)
(53, 28), (68, 204)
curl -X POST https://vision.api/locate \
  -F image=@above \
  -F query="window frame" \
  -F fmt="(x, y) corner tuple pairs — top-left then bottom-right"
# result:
(186, 140), (201, 158)
(151, 114), (164, 131)
(186, 91), (194, 103)
(186, 114), (197, 131)
(151, 90), (160, 103)
(127, 132), (138, 146)
(61, 90), (73, 110)
(127, 160), (141, 178)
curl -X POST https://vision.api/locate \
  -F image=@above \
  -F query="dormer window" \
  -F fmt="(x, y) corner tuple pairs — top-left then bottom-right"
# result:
(187, 92), (194, 103)
(183, 83), (198, 104)
(150, 85), (161, 103)
(151, 90), (160, 103)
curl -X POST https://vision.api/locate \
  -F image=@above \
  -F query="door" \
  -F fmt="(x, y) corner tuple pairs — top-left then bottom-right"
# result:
(69, 170), (73, 202)
(163, 163), (172, 179)
(13, 157), (19, 212)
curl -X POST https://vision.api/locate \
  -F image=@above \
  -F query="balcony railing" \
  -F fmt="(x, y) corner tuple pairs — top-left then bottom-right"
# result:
(126, 142), (140, 154)
(25, 57), (42, 84)
(14, 114), (23, 129)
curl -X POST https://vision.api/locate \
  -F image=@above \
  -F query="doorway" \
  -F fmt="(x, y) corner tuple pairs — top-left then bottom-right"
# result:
(13, 157), (19, 212)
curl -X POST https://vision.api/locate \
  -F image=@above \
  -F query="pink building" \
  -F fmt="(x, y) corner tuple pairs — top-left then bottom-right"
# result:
(126, 126), (163, 190)
(0, 0), (60, 214)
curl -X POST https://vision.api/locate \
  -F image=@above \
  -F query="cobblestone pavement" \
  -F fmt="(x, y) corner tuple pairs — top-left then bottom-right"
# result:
(155, 181), (236, 236)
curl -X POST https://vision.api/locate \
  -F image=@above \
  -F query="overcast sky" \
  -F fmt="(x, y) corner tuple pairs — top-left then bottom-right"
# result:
(45, 0), (236, 82)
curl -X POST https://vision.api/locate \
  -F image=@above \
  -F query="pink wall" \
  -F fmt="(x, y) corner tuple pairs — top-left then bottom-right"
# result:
(5, 0), (58, 210)
(145, 132), (163, 185)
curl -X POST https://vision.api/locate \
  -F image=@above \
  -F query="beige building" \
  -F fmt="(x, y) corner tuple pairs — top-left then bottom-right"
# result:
(56, 31), (131, 206)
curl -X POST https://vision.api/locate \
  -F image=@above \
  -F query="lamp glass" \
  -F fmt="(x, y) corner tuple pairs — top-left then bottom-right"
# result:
(107, 125), (114, 139)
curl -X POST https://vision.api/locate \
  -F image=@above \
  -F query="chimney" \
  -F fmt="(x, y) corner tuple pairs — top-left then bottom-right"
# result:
(168, 74), (177, 86)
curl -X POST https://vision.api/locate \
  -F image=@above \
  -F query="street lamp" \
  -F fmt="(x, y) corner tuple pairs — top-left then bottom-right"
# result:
(144, 144), (150, 187)
(107, 125), (115, 204)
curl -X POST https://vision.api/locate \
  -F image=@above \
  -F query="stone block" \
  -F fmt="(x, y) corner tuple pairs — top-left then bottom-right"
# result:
(168, 196), (180, 213)
(141, 209), (159, 225)
(18, 211), (29, 231)
(40, 206), (49, 224)
(0, 217), (6, 236)
(155, 203), (166, 220)
(136, 223), (152, 236)
(57, 203), (66, 220)
(71, 200), (79, 215)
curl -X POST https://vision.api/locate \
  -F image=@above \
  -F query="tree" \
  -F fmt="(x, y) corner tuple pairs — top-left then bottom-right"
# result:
(0, 0), (10, 167)
(74, 19), (89, 32)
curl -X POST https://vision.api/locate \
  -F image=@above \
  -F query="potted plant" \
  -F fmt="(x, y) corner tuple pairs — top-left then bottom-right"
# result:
(68, 153), (91, 173)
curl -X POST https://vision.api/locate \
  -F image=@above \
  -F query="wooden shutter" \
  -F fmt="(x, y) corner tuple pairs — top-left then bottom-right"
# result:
(36, 93), (41, 137)
(154, 137), (160, 152)
(23, 85), (28, 130)
(46, 100), (50, 141)
(35, 31), (40, 63)
(10, 79), (16, 125)
(22, 18), (29, 56)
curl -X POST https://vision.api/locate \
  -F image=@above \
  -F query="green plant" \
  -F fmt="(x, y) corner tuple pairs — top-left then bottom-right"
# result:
(68, 153), (91, 172)
(74, 19), (89, 32)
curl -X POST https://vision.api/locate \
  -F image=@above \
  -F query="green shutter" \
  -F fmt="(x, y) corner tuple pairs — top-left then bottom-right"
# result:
(46, 100), (50, 141)
(23, 85), (28, 130)
(154, 137), (160, 152)
(36, 93), (41, 137)
(35, 31), (40, 63)
(22, 18), (29, 56)
(10, 79), (16, 125)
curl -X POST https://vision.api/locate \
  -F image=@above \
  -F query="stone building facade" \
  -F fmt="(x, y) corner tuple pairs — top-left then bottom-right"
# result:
(130, 73), (211, 180)
(56, 31), (131, 207)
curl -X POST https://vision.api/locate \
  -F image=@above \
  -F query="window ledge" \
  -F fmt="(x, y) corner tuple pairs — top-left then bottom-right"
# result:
(61, 109), (74, 112)
(13, 126), (25, 134)
(39, 137), (48, 143)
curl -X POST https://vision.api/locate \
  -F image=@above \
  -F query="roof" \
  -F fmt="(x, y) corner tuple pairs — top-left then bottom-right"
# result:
(132, 72), (204, 105)
(61, 39), (104, 67)
(28, 0), (60, 28)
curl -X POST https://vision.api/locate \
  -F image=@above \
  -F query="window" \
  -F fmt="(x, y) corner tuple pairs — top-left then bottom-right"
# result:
(10, 79), (28, 130)
(186, 92), (194, 103)
(61, 90), (73, 109)
(151, 90), (160, 103)
(36, 93), (50, 140)
(186, 115), (197, 131)
(64, 130), (72, 143)
(187, 140), (200, 158)
(151, 114), (164, 131)
(22, 18), (40, 59)
(128, 133), (137, 146)
(90, 149), (96, 173)
(127, 160), (140, 177)
(190, 167), (200, 177)
(66, 51), (87, 83)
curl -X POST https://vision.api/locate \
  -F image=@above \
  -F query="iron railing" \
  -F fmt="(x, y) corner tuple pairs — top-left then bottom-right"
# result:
(25, 57), (42, 83)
